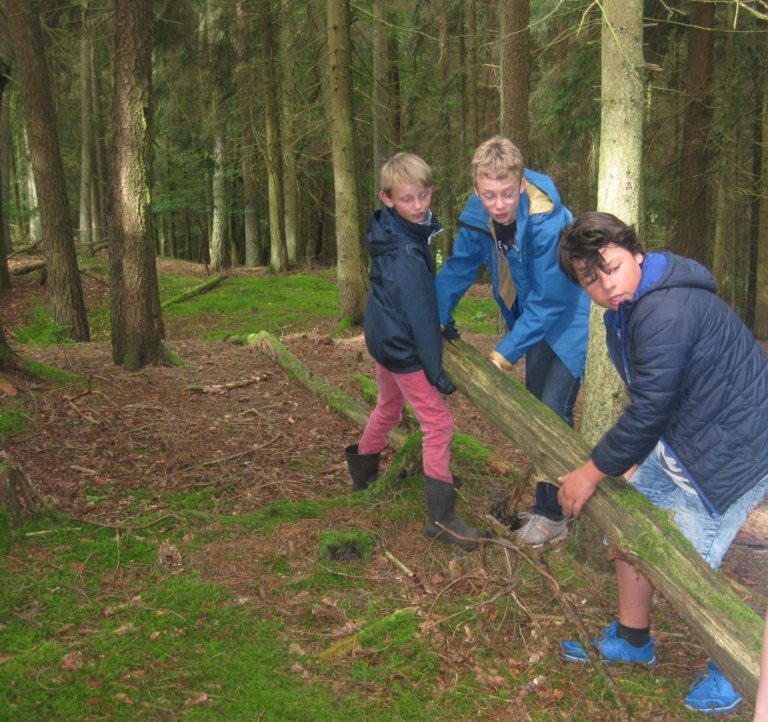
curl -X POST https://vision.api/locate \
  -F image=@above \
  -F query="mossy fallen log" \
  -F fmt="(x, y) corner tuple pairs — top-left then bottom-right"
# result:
(160, 274), (227, 309)
(234, 331), (519, 481)
(442, 338), (762, 700)
(229, 330), (404, 449)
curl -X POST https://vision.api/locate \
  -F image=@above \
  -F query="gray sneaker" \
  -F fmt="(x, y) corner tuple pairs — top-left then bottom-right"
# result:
(516, 513), (568, 547)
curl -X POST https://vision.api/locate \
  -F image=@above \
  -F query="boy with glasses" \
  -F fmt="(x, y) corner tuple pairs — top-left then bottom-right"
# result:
(436, 136), (590, 546)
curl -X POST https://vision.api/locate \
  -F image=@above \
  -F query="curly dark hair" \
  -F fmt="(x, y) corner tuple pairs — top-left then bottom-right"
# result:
(558, 211), (645, 284)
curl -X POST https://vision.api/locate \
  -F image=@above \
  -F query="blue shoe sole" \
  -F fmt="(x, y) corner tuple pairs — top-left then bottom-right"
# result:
(561, 640), (656, 665)
(683, 697), (742, 715)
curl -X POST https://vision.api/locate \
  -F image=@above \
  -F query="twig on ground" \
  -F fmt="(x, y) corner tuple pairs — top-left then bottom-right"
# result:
(383, 549), (434, 594)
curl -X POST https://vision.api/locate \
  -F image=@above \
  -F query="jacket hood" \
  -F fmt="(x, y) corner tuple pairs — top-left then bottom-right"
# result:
(366, 206), (442, 258)
(635, 253), (717, 301)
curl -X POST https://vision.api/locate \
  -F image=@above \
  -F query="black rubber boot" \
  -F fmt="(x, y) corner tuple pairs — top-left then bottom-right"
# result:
(424, 476), (490, 550)
(344, 443), (380, 491)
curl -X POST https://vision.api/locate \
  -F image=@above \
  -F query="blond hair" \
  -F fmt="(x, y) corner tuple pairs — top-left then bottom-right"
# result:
(379, 152), (433, 195)
(471, 136), (524, 184)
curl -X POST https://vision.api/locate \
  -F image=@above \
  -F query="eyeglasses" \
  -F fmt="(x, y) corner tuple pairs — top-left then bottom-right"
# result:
(478, 189), (520, 204)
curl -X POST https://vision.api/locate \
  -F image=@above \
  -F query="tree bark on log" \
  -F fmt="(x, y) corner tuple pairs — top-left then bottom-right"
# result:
(441, 338), (762, 700)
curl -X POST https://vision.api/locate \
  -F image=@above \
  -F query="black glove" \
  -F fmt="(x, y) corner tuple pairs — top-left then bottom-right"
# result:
(434, 371), (457, 395)
(442, 320), (460, 341)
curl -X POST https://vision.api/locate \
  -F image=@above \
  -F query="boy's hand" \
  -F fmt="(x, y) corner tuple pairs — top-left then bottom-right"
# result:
(441, 321), (461, 341)
(557, 460), (605, 517)
(434, 372), (457, 395)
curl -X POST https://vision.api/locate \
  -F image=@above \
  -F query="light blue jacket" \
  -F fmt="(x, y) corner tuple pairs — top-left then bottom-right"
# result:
(435, 169), (590, 378)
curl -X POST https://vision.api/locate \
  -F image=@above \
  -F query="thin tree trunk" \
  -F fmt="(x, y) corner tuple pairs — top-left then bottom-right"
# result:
(464, 0), (479, 155)
(280, 0), (299, 264)
(90, 37), (109, 245)
(109, 0), (164, 369)
(580, 0), (644, 446)
(206, 0), (230, 273)
(499, 0), (530, 158)
(755, 31), (768, 340)
(234, 0), (261, 267)
(7, 0), (90, 341)
(0, 63), (12, 260)
(78, 2), (94, 258)
(0, 66), (11, 289)
(22, 127), (40, 244)
(675, 1), (715, 266)
(260, 0), (287, 272)
(372, 0), (389, 199)
(327, 0), (367, 323)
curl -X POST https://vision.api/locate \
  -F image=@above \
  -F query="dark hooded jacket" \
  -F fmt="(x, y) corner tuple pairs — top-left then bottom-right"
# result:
(592, 252), (768, 516)
(363, 206), (454, 394)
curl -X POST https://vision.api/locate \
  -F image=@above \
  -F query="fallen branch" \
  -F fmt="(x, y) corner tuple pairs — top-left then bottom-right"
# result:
(187, 376), (261, 394)
(10, 260), (46, 276)
(442, 338), (763, 701)
(161, 274), (227, 309)
(317, 607), (419, 659)
(238, 331), (518, 477)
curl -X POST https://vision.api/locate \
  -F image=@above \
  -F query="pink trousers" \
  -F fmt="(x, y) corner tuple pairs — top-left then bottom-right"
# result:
(358, 364), (454, 482)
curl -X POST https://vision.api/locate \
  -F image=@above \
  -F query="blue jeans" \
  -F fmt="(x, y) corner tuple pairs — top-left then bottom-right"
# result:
(629, 448), (768, 570)
(525, 340), (581, 521)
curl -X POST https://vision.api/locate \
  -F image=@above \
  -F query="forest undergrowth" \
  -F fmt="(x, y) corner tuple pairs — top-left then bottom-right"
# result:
(0, 257), (763, 721)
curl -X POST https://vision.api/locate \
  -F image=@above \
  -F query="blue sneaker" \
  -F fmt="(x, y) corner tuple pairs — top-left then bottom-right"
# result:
(684, 661), (742, 715)
(562, 620), (656, 665)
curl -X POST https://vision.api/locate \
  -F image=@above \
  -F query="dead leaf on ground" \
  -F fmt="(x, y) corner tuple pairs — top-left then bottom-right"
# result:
(0, 381), (18, 396)
(184, 692), (210, 707)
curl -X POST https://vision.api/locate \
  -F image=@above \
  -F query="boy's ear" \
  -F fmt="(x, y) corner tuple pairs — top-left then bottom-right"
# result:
(520, 177), (527, 194)
(379, 190), (394, 208)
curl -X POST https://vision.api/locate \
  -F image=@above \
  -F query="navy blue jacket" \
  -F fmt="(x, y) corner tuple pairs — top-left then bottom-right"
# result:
(593, 252), (768, 516)
(363, 206), (453, 393)
(435, 169), (590, 378)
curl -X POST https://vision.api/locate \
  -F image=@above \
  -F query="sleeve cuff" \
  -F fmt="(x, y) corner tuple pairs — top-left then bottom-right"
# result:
(489, 351), (513, 370)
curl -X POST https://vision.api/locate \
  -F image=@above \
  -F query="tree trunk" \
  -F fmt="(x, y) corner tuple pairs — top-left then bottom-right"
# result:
(499, 0), (530, 158)
(327, 0), (367, 323)
(89, 39), (109, 246)
(280, 0), (300, 264)
(259, 0), (288, 272)
(464, 0), (479, 155)
(675, 1), (715, 266)
(234, 0), (261, 268)
(371, 0), (389, 199)
(755, 31), (768, 340)
(0, 65), (11, 289)
(580, 0), (644, 446)
(208, 126), (229, 271)
(78, 2), (94, 258)
(441, 338), (762, 702)
(206, 0), (230, 273)
(7, 0), (90, 342)
(109, 0), (164, 370)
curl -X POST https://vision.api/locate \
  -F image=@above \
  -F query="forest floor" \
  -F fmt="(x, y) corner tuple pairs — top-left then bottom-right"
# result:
(1, 257), (767, 721)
